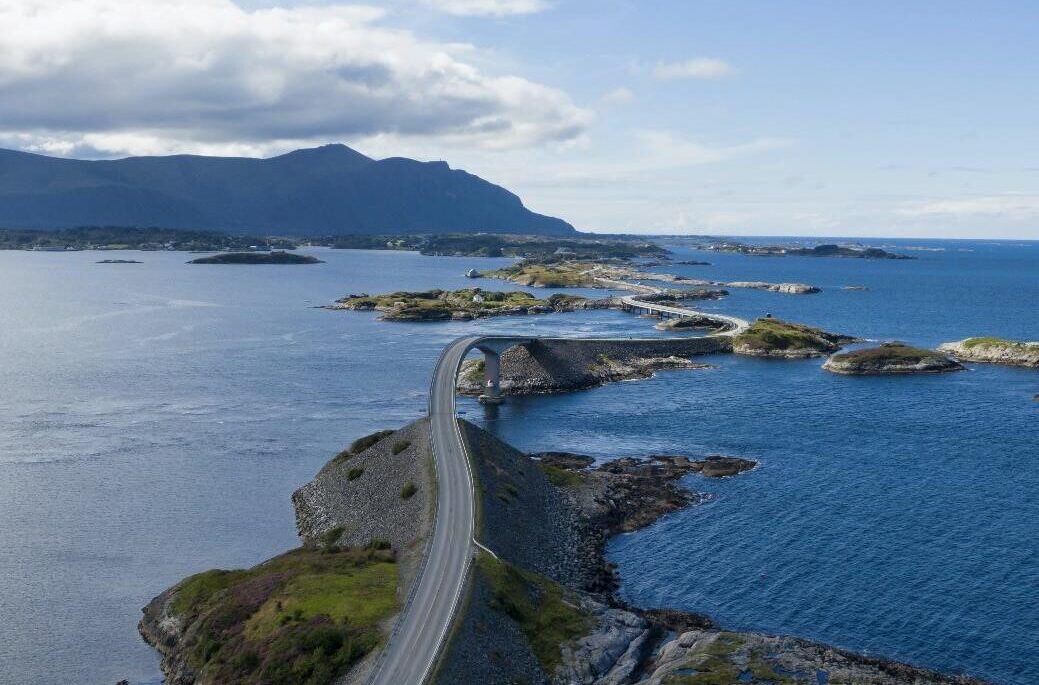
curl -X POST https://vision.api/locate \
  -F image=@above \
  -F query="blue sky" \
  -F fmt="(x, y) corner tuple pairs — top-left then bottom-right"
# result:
(2, 0), (1037, 238)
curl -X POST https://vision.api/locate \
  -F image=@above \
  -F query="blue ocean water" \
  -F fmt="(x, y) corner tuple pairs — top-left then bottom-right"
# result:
(0, 241), (1035, 684)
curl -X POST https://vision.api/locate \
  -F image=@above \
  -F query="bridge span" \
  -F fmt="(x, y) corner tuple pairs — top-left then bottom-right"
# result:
(367, 303), (749, 685)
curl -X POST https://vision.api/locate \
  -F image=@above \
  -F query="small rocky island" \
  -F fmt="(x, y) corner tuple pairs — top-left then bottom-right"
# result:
(823, 343), (964, 375)
(330, 288), (606, 321)
(937, 337), (1039, 368)
(96, 258), (142, 264)
(699, 241), (914, 260)
(732, 317), (860, 358)
(188, 250), (322, 264)
(481, 260), (821, 295)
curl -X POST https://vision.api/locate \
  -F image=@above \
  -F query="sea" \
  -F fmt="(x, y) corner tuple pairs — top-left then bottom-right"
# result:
(0, 239), (1035, 685)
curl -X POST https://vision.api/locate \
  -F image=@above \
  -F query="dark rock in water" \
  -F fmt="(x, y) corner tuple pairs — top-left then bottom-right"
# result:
(188, 250), (322, 264)
(533, 452), (595, 470)
(97, 259), (142, 264)
(698, 455), (757, 478)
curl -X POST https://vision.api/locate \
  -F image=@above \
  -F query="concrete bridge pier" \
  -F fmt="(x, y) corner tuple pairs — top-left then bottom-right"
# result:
(478, 349), (503, 405)
(472, 338), (531, 405)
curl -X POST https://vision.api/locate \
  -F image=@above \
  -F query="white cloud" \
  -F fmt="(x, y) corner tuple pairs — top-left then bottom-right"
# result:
(0, 0), (588, 157)
(898, 193), (1039, 220)
(420, 0), (548, 16)
(653, 58), (736, 80)
(600, 87), (634, 105)
(632, 130), (792, 171)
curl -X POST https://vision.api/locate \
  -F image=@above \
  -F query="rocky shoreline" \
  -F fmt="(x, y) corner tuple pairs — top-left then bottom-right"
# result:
(823, 343), (964, 375)
(436, 423), (987, 685)
(456, 337), (728, 396)
(328, 288), (617, 321)
(732, 317), (860, 358)
(138, 420), (990, 685)
(937, 337), (1039, 368)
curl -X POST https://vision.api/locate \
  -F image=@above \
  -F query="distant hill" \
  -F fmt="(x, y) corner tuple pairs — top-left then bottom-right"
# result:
(0, 144), (575, 236)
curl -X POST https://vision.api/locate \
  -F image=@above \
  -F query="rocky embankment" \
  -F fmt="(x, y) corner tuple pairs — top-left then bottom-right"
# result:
(732, 317), (860, 358)
(437, 422), (986, 685)
(140, 419), (990, 685)
(937, 337), (1039, 368)
(139, 422), (436, 685)
(457, 338), (727, 395)
(823, 343), (964, 375)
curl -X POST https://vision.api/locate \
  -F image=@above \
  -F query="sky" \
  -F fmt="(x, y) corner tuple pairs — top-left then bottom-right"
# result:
(1, 0), (1037, 239)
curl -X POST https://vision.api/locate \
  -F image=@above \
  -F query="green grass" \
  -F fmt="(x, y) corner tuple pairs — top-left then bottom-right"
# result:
(831, 343), (939, 362)
(476, 554), (592, 673)
(172, 568), (252, 616)
(538, 463), (585, 488)
(168, 547), (398, 685)
(733, 317), (836, 352)
(336, 288), (561, 320)
(391, 440), (411, 455)
(346, 467), (364, 481)
(482, 262), (597, 288)
(244, 565), (398, 639)
(962, 336), (1030, 349)
(400, 482), (417, 499)
(319, 527), (344, 551)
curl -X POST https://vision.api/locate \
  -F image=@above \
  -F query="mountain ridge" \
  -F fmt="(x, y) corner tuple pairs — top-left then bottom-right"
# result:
(0, 144), (576, 236)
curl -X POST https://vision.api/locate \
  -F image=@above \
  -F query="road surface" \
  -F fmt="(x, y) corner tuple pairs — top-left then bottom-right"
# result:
(369, 301), (748, 684)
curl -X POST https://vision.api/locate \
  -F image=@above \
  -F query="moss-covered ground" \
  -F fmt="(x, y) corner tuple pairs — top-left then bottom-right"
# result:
(169, 547), (398, 685)
(481, 262), (598, 288)
(476, 553), (592, 673)
(733, 317), (845, 353)
(830, 343), (943, 363)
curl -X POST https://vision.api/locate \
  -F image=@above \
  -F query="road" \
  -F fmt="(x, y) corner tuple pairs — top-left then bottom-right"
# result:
(369, 300), (749, 684)
(366, 335), (482, 685)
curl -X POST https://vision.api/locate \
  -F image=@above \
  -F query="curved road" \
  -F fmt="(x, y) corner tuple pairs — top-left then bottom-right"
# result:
(368, 302), (749, 685)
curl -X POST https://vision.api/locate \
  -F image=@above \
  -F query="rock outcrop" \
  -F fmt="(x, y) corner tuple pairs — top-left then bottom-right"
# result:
(456, 338), (727, 396)
(140, 421), (436, 685)
(937, 337), (1039, 368)
(725, 281), (821, 294)
(732, 317), (860, 358)
(824, 343), (964, 375)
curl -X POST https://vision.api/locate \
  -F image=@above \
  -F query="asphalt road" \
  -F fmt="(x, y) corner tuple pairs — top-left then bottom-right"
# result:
(369, 301), (748, 684)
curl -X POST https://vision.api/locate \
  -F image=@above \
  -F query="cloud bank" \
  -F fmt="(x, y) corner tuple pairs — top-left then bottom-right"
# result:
(421, 0), (549, 16)
(0, 0), (588, 157)
(653, 58), (736, 80)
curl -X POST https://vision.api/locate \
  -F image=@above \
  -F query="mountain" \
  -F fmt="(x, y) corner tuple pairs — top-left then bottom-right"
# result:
(0, 144), (576, 236)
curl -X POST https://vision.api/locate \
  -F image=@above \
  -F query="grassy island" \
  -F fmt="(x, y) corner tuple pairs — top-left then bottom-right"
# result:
(141, 546), (398, 685)
(480, 261), (600, 288)
(325, 233), (666, 260)
(732, 318), (859, 358)
(937, 337), (1039, 368)
(330, 288), (591, 321)
(823, 343), (964, 375)
(189, 251), (322, 265)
